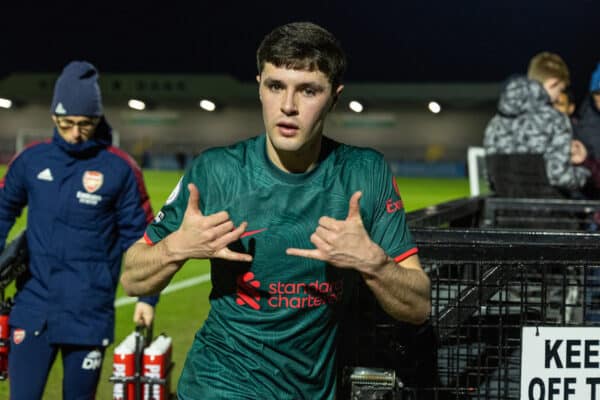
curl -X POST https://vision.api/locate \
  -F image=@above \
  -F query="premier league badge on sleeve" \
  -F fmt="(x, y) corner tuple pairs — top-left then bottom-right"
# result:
(82, 171), (104, 193)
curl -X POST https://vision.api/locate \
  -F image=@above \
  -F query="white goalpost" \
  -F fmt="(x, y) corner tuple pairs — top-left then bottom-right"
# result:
(467, 146), (490, 197)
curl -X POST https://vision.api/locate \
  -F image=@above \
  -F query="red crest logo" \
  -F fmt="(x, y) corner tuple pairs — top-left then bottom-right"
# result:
(13, 328), (25, 345)
(82, 171), (104, 193)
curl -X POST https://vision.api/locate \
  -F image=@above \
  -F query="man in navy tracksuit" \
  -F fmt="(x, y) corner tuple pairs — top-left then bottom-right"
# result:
(0, 61), (158, 399)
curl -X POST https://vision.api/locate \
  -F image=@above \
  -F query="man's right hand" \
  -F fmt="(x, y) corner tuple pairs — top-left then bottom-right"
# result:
(166, 183), (253, 263)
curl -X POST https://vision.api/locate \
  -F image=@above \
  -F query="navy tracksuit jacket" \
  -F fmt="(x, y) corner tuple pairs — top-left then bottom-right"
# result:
(0, 119), (157, 346)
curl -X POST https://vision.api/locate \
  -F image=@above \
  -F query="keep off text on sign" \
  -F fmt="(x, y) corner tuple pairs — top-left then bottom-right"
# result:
(521, 326), (600, 399)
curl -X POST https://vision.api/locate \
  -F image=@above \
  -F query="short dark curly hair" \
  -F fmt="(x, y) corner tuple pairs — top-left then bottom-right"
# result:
(256, 22), (347, 91)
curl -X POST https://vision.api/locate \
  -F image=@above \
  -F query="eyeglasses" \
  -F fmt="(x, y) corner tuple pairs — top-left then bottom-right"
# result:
(55, 117), (99, 133)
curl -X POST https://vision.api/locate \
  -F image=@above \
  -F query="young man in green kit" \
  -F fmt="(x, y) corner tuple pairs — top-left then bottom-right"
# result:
(120, 21), (431, 399)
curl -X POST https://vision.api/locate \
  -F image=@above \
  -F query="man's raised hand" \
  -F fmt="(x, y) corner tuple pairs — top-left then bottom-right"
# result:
(286, 191), (387, 273)
(170, 183), (252, 262)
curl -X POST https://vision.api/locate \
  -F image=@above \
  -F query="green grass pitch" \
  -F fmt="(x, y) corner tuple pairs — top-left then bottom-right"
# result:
(0, 167), (469, 399)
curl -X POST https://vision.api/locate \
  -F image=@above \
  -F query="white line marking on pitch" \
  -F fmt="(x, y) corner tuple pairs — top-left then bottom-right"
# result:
(114, 273), (211, 307)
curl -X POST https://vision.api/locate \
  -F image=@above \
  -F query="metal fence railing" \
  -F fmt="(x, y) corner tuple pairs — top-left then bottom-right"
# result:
(340, 196), (600, 399)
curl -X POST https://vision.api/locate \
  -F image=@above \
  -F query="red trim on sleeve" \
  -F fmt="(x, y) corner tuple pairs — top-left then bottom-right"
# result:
(143, 232), (155, 246)
(108, 146), (154, 223)
(392, 176), (400, 196)
(393, 247), (418, 263)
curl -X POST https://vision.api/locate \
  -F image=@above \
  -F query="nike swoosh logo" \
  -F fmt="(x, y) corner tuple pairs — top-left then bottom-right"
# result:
(240, 228), (267, 238)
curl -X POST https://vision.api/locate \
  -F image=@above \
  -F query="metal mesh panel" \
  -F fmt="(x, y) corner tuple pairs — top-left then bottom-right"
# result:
(340, 196), (600, 400)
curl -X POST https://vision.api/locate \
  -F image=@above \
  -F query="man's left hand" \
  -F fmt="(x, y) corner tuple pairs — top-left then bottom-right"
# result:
(286, 191), (387, 274)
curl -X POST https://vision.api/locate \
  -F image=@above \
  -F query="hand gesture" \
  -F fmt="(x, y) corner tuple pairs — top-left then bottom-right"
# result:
(286, 191), (386, 273)
(170, 183), (252, 262)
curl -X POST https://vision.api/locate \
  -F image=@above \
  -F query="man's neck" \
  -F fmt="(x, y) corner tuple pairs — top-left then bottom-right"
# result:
(267, 135), (322, 173)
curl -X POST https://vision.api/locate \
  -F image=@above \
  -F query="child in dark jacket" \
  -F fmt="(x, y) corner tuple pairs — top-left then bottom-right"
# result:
(574, 63), (600, 158)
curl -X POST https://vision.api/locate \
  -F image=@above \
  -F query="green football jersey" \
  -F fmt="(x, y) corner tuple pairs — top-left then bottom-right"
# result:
(145, 134), (417, 400)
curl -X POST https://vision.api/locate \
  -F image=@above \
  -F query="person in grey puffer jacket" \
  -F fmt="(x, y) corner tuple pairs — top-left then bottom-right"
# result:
(483, 52), (590, 192)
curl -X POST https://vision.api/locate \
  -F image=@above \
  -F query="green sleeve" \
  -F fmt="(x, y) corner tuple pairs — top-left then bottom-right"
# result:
(366, 156), (417, 261)
(145, 160), (204, 244)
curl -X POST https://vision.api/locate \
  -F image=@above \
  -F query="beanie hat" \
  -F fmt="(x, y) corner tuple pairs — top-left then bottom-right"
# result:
(50, 61), (103, 116)
(590, 62), (600, 93)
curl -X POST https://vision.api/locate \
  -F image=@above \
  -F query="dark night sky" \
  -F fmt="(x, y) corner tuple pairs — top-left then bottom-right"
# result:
(2, 1), (600, 101)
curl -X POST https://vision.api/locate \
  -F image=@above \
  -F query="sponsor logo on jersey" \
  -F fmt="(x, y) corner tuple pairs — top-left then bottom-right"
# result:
(386, 177), (404, 213)
(81, 350), (103, 370)
(235, 272), (344, 310)
(236, 272), (261, 310)
(13, 329), (25, 345)
(83, 171), (103, 193)
(267, 279), (344, 309)
(386, 198), (404, 213)
(77, 191), (102, 206)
